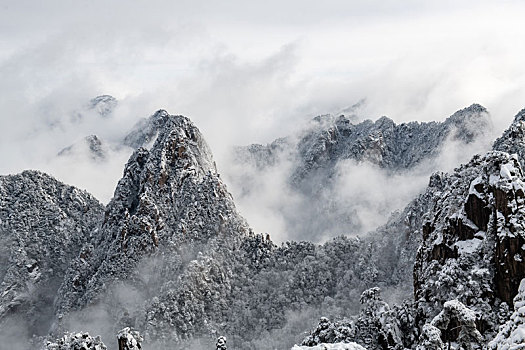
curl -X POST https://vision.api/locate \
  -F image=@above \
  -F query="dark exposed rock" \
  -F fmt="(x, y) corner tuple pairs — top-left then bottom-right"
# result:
(413, 151), (525, 342)
(494, 236), (525, 303)
(464, 193), (490, 232)
(431, 243), (458, 264)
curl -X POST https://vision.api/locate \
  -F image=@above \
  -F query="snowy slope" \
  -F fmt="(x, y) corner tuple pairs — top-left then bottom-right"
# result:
(0, 171), (104, 348)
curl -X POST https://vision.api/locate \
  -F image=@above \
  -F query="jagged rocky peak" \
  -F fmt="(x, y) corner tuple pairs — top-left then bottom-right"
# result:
(227, 104), (493, 242)
(493, 107), (525, 165)
(58, 134), (106, 160)
(239, 103), (492, 181)
(444, 103), (490, 142)
(113, 112), (218, 216)
(54, 111), (248, 335)
(413, 151), (525, 341)
(88, 95), (118, 118)
(122, 109), (173, 149)
(0, 170), (104, 340)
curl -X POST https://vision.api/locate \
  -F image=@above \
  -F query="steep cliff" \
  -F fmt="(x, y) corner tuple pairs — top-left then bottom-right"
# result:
(413, 151), (525, 341)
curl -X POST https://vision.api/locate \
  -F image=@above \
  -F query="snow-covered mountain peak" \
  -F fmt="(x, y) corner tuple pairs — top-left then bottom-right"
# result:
(88, 95), (118, 118)
(53, 111), (249, 336)
(148, 112), (217, 177)
(122, 109), (172, 149)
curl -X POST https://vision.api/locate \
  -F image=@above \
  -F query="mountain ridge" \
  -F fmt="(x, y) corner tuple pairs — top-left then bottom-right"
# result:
(2, 105), (525, 349)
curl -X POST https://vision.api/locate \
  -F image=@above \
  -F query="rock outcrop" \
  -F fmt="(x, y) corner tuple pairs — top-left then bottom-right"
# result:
(413, 151), (525, 341)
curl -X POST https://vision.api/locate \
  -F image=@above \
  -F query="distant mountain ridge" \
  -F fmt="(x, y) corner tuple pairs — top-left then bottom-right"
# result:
(228, 103), (492, 241)
(236, 103), (490, 176)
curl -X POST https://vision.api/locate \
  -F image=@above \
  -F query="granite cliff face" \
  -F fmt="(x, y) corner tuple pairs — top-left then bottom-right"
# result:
(410, 109), (525, 345)
(294, 109), (525, 349)
(413, 152), (525, 341)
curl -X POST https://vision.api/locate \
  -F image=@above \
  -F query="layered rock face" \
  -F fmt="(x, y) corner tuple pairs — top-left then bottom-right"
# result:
(412, 108), (525, 345)
(0, 171), (104, 338)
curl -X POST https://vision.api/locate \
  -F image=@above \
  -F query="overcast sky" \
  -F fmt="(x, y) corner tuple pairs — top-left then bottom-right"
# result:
(1, 0), (525, 200)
